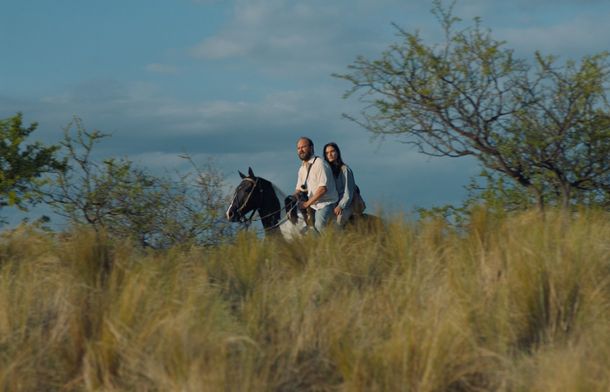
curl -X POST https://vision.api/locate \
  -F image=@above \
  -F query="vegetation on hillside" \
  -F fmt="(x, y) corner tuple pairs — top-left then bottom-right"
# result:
(0, 113), (65, 224)
(1, 3), (608, 389)
(1, 210), (608, 390)
(0, 114), (233, 247)
(337, 0), (610, 211)
(40, 117), (233, 248)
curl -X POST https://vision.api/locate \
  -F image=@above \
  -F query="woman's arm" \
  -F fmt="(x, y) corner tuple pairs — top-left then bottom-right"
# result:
(337, 165), (355, 210)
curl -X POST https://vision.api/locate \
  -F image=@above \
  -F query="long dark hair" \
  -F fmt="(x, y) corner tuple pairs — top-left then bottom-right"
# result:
(323, 142), (345, 178)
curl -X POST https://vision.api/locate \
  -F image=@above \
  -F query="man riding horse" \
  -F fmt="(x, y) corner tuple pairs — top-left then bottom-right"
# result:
(291, 137), (338, 233)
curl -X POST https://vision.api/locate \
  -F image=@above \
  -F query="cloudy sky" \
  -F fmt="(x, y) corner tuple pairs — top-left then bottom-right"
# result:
(2, 0), (609, 224)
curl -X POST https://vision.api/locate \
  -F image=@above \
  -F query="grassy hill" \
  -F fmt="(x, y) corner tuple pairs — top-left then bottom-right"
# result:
(1, 209), (608, 391)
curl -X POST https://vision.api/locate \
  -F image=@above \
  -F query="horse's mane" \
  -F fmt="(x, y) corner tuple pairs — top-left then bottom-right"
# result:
(261, 179), (288, 220)
(256, 177), (297, 224)
(271, 183), (288, 203)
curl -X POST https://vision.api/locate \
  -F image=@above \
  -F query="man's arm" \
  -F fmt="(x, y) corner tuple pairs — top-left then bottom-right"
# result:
(295, 165), (306, 196)
(301, 186), (327, 209)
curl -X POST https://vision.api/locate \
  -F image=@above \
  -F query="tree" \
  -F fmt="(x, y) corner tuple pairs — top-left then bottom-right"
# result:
(417, 169), (537, 228)
(0, 113), (65, 223)
(335, 1), (610, 210)
(43, 117), (233, 248)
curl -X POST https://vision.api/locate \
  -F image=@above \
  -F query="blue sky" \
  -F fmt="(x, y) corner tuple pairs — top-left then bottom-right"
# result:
(2, 0), (610, 224)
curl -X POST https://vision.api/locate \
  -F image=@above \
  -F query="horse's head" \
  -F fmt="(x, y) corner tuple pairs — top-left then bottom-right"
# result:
(226, 167), (263, 223)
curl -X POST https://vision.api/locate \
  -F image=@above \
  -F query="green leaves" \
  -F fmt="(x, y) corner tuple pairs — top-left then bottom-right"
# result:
(337, 1), (610, 210)
(0, 113), (65, 219)
(43, 117), (233, 248)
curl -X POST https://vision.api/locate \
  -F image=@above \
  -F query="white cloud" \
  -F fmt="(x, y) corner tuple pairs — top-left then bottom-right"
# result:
(191, 37), (248, 59)
(129, 151), (189, 170)
(184, 0), (607, 78)
(145, 63), (179, 74)
(497, 16), (610, 57)
(2, 74), (476, 214)
(187, 0), (399, 75)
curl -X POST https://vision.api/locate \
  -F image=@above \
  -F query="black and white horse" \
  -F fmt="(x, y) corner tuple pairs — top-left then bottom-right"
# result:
(225, 168), (307, 239)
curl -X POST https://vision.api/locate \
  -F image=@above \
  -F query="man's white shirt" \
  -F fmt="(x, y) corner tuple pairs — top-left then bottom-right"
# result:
(296, 156), (338, 210)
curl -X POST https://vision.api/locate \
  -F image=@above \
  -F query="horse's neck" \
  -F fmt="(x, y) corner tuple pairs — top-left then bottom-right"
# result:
(268, 183), (309, 240)
(259, 182), (281, 231)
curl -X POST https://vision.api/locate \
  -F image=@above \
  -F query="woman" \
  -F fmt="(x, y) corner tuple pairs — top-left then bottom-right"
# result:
(323, 142), (356, 227)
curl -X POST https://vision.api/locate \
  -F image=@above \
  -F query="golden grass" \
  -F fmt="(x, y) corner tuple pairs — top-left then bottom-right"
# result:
(0, 209), (608, 391)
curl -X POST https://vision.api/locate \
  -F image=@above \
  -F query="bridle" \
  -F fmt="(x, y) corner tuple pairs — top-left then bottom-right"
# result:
(230, 176), (298, 232)
(230, 177), (260, 226)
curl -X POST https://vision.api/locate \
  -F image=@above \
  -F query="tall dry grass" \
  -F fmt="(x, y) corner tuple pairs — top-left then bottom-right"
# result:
(0, 209), (608, 391)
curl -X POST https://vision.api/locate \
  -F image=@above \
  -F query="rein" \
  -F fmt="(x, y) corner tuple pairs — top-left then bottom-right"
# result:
(232, 177), (299, 233)
(230, 172), (312, 238)
(231, 176), (282, 229)
(256, 202), (297, 230)
(227, 176), (259, 227)
(241, 209), (258, 228)
(243, 197), (297, 230)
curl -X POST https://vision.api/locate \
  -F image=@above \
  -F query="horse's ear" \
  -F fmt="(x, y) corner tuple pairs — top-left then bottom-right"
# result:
(248, 167), (255, 177)
(238, 170), (246, 179)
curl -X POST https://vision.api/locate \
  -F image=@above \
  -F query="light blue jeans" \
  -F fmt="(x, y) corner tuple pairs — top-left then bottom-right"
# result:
(314, 204), (334, 233)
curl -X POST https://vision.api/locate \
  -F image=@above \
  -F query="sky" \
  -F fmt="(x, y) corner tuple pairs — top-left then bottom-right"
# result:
(2, 0), (610, 225)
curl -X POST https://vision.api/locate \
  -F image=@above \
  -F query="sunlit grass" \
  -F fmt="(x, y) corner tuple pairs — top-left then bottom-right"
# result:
(1, 209), (608, 390)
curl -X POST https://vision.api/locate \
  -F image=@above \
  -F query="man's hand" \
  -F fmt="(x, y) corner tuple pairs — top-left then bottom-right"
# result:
(305, 186), (327, 208)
